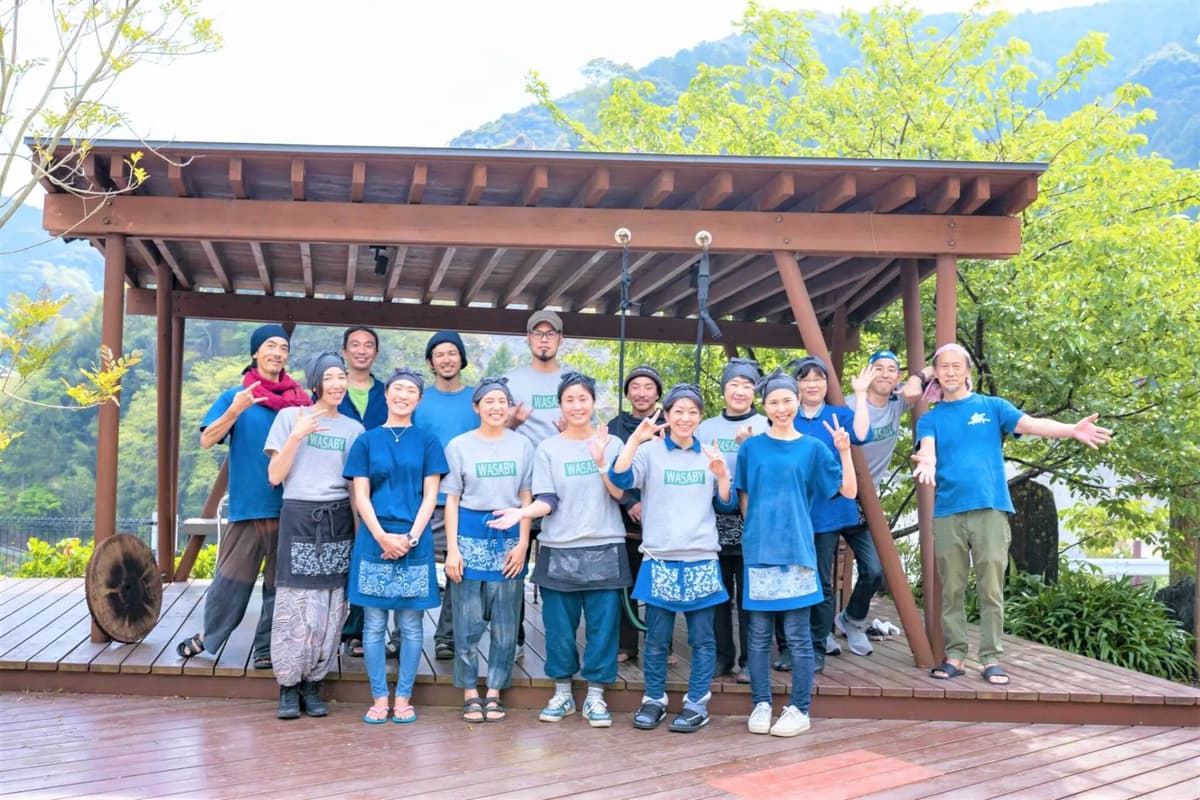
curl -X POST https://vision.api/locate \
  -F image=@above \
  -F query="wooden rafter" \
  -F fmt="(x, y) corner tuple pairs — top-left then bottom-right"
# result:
(131, 238), (191, 290)
(249, 241), (272, 294)
(845, 259), (899, 315)
(43, 196), (1025, 259)
(697, 257), (779, 312)
(350, 160), (366, 202)
(710, 273), (782, 318)
(199, 240), (231, 291)
(460, 248), (508, 306)
(291, 159), (305, 201)
(924, 176), (960, 214)
(539, 251), (608, 309)
(860, 175), (916, 213)
(737, 171), (794, 211)
(737, 255), (853, 320)
(523, 165), (548, 206)
(802, 255), (854, 284)
(811, 258), (894, 316)
(109, 156), (132, 192)
(572, 168), (609, 208)
(956, 177), (990, 215)
(463, 164), (487, 205)
(635, 170), (674, 209)
(229, 158), (247, 198)
(409, 163), (427, 203)
(628, 253), (699, 305)
(660, 253), (757, 316)
(995, 176), (1038, 215)
(168, 162), (188, 197)
(498, 249), (556, 307)
(299, 242), (313, 296)
(424, 247), (456, 303)
(806, 257), (885, 301)
(384, 246), (408, 302)
(799, 173), (856, 212)
(574, 250), (656, 312)
(345, 245), (358, 299)
(685, 170), (733, 210)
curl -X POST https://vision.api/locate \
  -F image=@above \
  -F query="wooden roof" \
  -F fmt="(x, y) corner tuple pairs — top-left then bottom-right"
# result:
(36, 140), (1046, 346)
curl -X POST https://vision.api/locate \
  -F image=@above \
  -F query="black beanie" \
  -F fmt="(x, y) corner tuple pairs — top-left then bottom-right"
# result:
(623, 364), (663, 396)
(424, 330), (468, 368)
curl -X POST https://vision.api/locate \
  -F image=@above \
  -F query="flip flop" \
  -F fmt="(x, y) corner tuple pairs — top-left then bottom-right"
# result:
(982, 665), (1010, 685)
(175, 634), (204, 659)
(362, 705), (390, 725)
(930, 661), (965, 679)
(392, 705), (418, 724)
(252, 656), (272, 670)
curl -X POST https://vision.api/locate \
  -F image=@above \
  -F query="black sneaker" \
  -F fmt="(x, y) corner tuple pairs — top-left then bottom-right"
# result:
(632, 699), (667, 730)
(668, 708), (710, 733)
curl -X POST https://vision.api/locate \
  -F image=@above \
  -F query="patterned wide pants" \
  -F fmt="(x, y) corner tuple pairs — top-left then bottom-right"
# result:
(271, 586), (348, 686)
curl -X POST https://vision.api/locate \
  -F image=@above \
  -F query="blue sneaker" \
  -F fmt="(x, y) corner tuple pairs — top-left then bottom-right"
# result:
(582, 696), (612, 728)
(538, 693), (576, 722)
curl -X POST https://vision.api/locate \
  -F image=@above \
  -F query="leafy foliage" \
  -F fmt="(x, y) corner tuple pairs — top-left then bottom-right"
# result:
(176, 543), (217, 580)
(16, 536), (92, 577)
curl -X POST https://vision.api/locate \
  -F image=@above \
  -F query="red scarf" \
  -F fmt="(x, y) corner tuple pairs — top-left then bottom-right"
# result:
(242, 368), (312, 412)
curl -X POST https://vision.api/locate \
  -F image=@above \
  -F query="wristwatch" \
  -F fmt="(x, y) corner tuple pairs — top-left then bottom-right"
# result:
(407, 534), (420, 548)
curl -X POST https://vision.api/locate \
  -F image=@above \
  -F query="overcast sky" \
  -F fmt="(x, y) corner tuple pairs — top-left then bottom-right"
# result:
(6, 0), (1097, 201)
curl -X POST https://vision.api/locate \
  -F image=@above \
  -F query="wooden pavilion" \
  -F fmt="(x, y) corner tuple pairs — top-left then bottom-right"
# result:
(30, 139), (1050, 668)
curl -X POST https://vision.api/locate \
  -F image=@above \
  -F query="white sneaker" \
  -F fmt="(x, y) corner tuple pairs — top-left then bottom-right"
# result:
(834, 610), (873, 656)
(769, 705), (811, 737)
(825, 633), (843, 657)
(582, 695), (612, 728)
(748, 701), (773, 735)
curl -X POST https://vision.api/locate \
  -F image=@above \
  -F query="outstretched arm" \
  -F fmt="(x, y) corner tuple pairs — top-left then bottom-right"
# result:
(1015, 413), (1113, 449)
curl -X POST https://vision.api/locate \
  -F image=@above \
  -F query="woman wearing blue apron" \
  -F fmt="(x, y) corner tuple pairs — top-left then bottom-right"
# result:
(609, 383), (735, 733)
(733, 369), (857, 737)
(442, 377), (534, 723)
(343, 368), (449, 725)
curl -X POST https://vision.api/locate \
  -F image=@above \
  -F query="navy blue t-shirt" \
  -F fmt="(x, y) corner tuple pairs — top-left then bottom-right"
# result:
(915, 393), (1026, 517)
(201, 388), (283, 523)
(792, 403), (869, 533)
(337, 375), (387, 430)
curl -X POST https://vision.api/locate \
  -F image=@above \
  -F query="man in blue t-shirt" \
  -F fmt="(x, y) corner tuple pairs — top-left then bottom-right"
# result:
(913, 343), (1111, 686)
(414, 330), (478, 659)
(176, 324), (314, 670)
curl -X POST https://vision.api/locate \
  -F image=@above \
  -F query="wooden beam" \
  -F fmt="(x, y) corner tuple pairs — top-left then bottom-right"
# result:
(229, 158), (247, 199)
(844, 259), (899, 315)
(935, 253), (957, 346)
(109, 155), (131, 192)
(43, 195), (1025, 258)
(539, 250), (607, 309)
(955, 176), (990, 215)
(150, 239), (191, 290)
(155, 260), (174, 580)
(350, 160), (366, 202)
(864, 174), (917, 213)
(408, 163), (427, 203)
(383, 246), (408, 302)
(802, 173), (856, 212)
(687, 170), (733, 210)
(198, 240), (231, 292)
(635, 170), (674, 209)
(424, 247), (456, 303)
(829, 305), (848, 377)
(249, 241), (272, 294)
(628, 253), (699, 305)
(572, 168), (609, 208)
(299, 242), (314, 297)
(710, 273), (782, 318)
(345, 245), (358, 300)
(996, 176), (1038, 215)
(523, 165), (548, 206)
(291, 159), (305, 201)
(498, 249), (556, 307)
(645, 253), (755, 315)
(168, 162), (188, 197)
(461, 248), (507, 306)
(692, 257), (778, 314)
(577, 250), (657, 312)
(463, 164), (487, 205)
(925, 176), (960, 214)
(739, 258), (859, 320)
(809, 259), (894, 317)
(127, 288), (810, 349)
(737, 171), (794, 211)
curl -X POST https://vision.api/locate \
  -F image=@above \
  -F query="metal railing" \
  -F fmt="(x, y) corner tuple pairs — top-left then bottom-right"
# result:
(0, 516), (155, 575)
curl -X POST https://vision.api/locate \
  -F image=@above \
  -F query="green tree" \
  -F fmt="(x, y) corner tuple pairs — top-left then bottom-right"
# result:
(14, 483), (62, 516)
(530, 1), (1200, 569)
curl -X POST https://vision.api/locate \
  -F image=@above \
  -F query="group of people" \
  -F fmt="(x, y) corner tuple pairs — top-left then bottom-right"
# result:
(174, 309), (1112, 735)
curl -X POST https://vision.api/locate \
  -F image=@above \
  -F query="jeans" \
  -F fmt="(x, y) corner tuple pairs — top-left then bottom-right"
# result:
(748, 609), (813, 712)
(714, 552), (747, 671)
(811, 525), (884, 651)
(451, 578), (522, 690)
(364, 606), (422, 700)
(541, 587), (620, 685)
(645, 604), (716, 704)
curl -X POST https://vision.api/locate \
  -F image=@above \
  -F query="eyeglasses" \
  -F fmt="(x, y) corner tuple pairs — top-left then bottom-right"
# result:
(529, 330), (559, 340)
(798, 376), (827, 385)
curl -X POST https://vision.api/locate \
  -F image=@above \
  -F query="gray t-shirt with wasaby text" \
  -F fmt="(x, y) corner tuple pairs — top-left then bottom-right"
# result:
(264, 407), (364, 502)
(441, 429), (535, 511)
(846, 393), (908, 488)
(533, 434), (624, 549)
(503, 365), (566, 448)
(695, 412), (768, 478)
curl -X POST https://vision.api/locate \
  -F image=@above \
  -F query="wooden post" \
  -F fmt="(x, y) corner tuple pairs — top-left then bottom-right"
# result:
(829, 305), (848, 378)
(935, 254), (957, 346)
(155, 264), (174, 581)
(91, 234), (126, 643)
(170, 316), (185, 536)
(902, 259), (944, 658)
(774, 250), (936, 668)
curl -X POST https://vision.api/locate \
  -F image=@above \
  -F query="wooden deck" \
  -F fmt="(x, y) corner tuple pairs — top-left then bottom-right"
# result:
(1, 577), (1198, 727)
(3, 691), (1200, 799)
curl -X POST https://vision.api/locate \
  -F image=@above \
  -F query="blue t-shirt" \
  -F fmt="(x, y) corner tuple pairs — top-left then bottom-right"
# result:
(734, 434), (842, 569)
(201, 388), (283, 523)
(342, 425), (450, 610)
(793, 404), (869, 533)
(414, 385), (479, 504)
(337, 375), (387, 430)
(915, 393), (1026, 517)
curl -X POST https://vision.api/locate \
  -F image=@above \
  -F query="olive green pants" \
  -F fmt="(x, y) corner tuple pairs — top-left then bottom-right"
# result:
(933, 509), (1010, 665)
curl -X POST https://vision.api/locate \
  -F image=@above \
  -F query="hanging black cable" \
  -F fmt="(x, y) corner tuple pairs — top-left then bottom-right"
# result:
(615, 227), (632, 419)
(693, 230), (722, 384)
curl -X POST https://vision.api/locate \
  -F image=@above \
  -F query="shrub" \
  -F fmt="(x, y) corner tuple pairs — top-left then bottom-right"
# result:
(177, 544), (218, 580)
(17, 537), (93, 577)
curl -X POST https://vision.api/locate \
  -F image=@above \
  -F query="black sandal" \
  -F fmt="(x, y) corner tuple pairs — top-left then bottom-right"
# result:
(462, 697), (485, 723)
(930, 661), (966, 679)
(253, 655), (272, 670)
(483, 698), (506, 722)
(175, 634), (204, 659)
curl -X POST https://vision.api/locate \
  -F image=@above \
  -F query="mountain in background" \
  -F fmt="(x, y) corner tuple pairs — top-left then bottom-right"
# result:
(0, 202), (100, 316)
(450, 0), (1200, 170)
